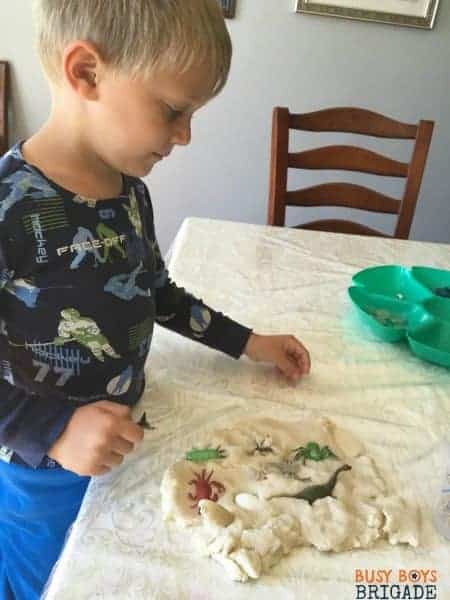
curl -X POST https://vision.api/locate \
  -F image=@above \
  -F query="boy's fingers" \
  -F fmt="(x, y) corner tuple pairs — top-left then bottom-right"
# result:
(90, 465), (111, 477)
(298, 348), (311, 374)
(278, 355), (302, 380)
(119, 420), (145, 444)
(287, 338), (311, 374)
(101, 452), (125, 469)
(97, 400), (131, 417)
(112, 437), (135, 456)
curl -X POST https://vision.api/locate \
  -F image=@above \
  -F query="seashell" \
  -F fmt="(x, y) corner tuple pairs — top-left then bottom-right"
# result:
(234, 493), (263, 511)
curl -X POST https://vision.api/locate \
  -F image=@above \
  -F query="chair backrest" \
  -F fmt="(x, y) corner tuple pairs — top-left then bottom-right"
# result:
(0, 61), (9, 156)
(268, 107), (434, 239)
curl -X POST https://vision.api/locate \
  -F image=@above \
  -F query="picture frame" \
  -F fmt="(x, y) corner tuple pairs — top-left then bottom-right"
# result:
(295, 0), (440, 29)
(219, 0), (236, 19)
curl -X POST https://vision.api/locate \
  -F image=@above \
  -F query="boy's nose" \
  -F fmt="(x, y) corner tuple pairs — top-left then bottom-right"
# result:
(171, 118), (191, 147)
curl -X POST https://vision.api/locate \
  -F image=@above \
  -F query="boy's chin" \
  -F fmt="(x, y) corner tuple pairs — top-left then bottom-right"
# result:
(123, 162), (156, 179)
(135, 165), (155, 177)
(127, 155), (163, 178)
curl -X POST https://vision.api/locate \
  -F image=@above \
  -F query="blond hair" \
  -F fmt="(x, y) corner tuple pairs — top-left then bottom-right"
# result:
(33, 0), (232, 95)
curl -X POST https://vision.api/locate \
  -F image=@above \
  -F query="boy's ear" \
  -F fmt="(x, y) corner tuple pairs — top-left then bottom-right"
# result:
(62, 41), (103, 100)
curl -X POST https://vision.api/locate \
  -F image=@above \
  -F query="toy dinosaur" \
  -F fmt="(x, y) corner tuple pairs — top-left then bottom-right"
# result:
(137, 412), (155, 430)
(272, 464), (351, 505)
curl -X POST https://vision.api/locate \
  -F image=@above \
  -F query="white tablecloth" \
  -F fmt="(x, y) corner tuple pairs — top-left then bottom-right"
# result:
(45, 218), (450, 600)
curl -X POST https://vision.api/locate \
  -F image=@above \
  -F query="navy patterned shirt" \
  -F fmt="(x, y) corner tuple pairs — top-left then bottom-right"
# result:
(0, 143), (252, 469)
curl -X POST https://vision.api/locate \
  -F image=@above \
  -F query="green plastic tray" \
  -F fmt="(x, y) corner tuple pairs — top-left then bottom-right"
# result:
(349, 265), (450, 368)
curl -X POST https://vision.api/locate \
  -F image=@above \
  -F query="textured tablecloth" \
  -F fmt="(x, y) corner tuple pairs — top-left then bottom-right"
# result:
(45, 218), (450, 600)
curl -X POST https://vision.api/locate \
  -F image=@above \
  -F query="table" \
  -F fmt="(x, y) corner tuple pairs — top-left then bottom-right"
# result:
(44, 218), (450, 600)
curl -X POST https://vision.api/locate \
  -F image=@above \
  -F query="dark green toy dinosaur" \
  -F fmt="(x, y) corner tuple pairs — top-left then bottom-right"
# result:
(272, 464), (352, 505)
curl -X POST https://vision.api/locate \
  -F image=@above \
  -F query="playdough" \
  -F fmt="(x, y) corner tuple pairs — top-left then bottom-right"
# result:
(161, 417), (420, 582)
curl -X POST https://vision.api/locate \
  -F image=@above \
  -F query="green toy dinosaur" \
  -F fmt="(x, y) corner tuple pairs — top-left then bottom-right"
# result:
(272, 464), (352, 505)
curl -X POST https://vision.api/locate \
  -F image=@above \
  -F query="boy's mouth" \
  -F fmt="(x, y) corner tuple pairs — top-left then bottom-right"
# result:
(154, 151), (171, 160)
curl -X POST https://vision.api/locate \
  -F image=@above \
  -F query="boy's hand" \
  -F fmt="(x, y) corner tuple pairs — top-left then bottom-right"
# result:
(48, 401), (144, 477)
(244, 333), (311, 382)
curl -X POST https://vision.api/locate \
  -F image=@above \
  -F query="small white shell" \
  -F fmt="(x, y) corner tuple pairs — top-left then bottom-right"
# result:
(234, 493), (263, 511)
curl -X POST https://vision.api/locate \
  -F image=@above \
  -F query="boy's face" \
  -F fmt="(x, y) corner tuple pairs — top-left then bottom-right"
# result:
(86, 63), (215, 177)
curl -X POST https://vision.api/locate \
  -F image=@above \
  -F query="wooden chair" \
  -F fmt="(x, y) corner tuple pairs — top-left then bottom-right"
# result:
(268, 107), (434, 239)
(0, 61), (9, 156)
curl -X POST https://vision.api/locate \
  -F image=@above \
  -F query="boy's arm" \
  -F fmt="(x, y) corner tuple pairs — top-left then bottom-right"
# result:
(143, 191), (252, 359)
(0, 208), (78, 467)
(0, 378), (143, 473)
(0, 378), (76, 467)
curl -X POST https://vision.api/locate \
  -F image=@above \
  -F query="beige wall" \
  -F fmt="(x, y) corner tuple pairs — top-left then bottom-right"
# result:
(1, 0), (449, 251)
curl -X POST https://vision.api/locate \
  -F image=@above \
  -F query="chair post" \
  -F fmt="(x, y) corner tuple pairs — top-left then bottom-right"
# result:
(268, 107), (290, 226)
(395, 120), (434, 239)
(0, 61), (9, 156)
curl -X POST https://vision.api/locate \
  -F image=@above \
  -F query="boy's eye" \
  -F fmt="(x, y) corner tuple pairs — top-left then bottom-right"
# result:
(166, 105), (184, 121)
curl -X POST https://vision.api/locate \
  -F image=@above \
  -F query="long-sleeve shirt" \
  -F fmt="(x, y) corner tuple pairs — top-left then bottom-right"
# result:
(0, 143), (252, 469)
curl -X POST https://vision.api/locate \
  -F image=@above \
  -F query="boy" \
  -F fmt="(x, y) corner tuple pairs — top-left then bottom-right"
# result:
(0, 1), (311, 597)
